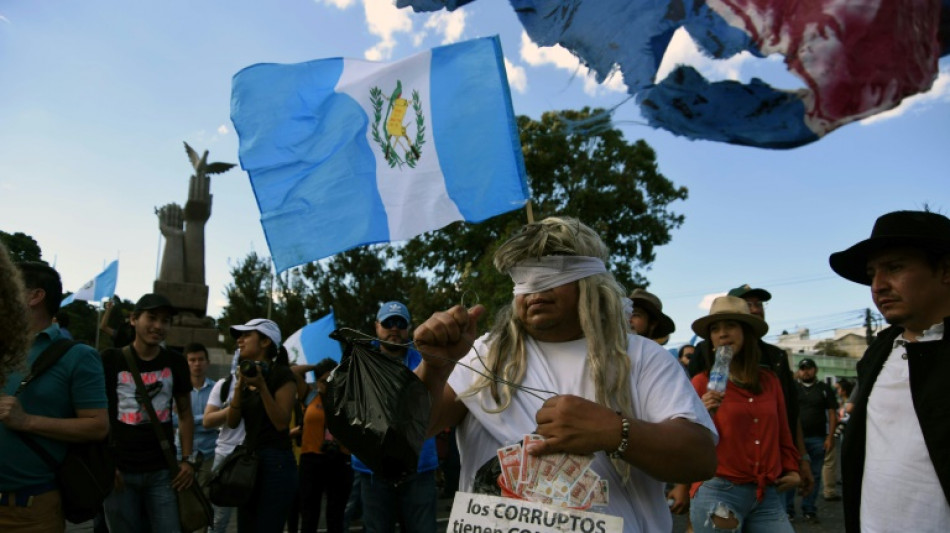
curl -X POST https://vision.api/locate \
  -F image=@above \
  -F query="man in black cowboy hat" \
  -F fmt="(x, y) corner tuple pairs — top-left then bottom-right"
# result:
(628, 288), (676, 344)
(830, 210), (950, 533)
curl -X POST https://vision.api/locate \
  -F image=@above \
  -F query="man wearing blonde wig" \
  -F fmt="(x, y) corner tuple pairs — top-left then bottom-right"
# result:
(414, 217), (717, 531)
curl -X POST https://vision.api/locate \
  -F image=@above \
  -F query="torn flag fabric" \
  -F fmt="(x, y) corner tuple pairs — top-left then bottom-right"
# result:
(399, 0), (947, 149)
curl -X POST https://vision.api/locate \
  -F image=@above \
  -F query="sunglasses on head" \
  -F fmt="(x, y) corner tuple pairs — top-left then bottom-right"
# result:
(381, 316), (409, 330)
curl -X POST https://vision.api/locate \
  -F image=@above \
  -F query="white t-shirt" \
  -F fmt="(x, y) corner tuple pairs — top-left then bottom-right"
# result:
(208, 376), (246, 458)
(861, 322), (950, 532)
(447, 333), (717, 533)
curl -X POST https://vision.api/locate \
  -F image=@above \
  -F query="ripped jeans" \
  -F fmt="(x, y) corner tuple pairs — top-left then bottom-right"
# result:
(690, 477), (794, 533)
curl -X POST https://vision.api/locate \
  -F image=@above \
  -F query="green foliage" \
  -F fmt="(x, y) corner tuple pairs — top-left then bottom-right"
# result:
(397, 108), (687, 322)
(814, 339), (850, 358)
(1, 231), (45, 264)
(61, 296), (134, 350)
(219, 108), (687, 337)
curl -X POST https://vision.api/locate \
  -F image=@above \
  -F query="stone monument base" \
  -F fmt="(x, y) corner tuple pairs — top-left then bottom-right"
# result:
(153, 280), (209, 317)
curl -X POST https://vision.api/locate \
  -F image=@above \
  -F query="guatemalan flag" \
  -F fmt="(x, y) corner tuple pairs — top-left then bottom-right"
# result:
(60, 260), (119, 306)
(231, 36), (529, 272)
(283, 311), (344, 372)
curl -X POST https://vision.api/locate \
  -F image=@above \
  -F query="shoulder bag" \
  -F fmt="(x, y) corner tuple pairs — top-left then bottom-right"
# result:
(16, 339), (115, 523)
(121, 346), (213, 532)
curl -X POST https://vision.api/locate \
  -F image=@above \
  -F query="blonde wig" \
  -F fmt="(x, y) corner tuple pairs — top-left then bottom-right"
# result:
(461, 217), (634, 475)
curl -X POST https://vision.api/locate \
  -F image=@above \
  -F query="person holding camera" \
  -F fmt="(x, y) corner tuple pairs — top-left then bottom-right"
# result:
(294, 358), (351, 533)
(225, 318), (298, 533)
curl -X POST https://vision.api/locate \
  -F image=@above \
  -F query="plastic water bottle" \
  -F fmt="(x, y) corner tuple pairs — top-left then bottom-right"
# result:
(707, 345), (734, 394)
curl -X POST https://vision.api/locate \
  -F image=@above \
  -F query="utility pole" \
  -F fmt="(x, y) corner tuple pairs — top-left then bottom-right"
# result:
(865, 308), (875, 346)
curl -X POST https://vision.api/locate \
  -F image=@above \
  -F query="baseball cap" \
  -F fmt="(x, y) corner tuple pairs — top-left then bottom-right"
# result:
(377, 301), (410, 323)
(727, 284), (772, 302)
(799, 358), (817, 369)
(134, 293), (178, 315)
(230, 318), (282, 347)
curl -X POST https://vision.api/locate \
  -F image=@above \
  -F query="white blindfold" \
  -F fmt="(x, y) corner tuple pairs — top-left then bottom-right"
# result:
(508, 256), (607, 295)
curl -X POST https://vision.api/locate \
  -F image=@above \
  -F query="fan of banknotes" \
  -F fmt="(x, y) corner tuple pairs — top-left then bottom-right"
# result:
(496, 434), (609, 510)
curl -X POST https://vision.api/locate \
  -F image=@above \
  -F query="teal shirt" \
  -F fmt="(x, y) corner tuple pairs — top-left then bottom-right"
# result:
(0, 324), (108, 490)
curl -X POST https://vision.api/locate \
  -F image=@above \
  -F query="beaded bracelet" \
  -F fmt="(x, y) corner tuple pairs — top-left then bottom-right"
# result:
(609, 412), (631, 459)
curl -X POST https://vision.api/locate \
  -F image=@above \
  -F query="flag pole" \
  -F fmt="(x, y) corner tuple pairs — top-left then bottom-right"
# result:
(525, 199), (535, 224)
(95, 304), (102, 351)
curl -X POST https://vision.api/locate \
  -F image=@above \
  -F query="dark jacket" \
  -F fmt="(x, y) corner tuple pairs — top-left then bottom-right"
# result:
(841, 316), (950, 532)
(689, 339), (799, 435)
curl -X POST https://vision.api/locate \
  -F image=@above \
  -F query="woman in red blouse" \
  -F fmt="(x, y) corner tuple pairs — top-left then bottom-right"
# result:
(677, 296), (800, 532)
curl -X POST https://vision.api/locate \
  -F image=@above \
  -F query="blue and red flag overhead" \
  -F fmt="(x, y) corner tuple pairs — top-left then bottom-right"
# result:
(398, 0), (949, 149)
(231, 36), (528, 272)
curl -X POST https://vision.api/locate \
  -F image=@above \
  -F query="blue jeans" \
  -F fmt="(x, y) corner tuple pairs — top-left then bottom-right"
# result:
(358, 470), (437, 533)
(342, 470), (362, 532)
(237, 448), (299, 533)
(103, 468), (181, 533)
(210, 452), (234, 532)
(785, 436), (825, 515)
(690, 477), (794, 533)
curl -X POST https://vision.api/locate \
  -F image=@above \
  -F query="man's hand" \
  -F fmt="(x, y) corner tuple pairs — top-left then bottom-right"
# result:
(528, 395), (618, 456)
(825, 435), (835, 452)
(776, 471), (802, 493)
(172, 461), (195, 491)
(667, 484), (690, 515)
(0, 395), (31, 431)
(413, 305), (485, 370)
(798, 463), (814, 495)
(114, 469), (126, 492)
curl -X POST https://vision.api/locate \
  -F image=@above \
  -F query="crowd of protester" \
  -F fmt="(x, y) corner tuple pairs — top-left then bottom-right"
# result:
(1, 208), (948, 533)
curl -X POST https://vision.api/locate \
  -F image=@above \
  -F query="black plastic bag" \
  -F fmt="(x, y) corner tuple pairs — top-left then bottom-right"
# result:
(324, 330), (431, 481)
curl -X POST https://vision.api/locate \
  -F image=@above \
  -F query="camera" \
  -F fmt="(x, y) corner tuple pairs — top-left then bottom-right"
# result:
(239, 359), (267, 378)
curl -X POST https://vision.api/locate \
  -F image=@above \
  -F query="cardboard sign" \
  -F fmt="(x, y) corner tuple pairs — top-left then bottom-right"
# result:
(447, 492), (623, 533)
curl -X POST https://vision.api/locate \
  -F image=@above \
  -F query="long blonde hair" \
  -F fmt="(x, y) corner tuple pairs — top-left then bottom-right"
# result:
(461, 217), (634, 475)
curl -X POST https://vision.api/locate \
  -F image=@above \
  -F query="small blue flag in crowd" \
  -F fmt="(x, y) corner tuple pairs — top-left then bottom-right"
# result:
(61, 260), (119, 306)
(231, 35), (528, 272)
(283, 311), (343, 369)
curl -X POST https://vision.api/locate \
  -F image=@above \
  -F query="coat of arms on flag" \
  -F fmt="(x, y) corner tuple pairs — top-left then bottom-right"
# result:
(370, 81), (425, 169)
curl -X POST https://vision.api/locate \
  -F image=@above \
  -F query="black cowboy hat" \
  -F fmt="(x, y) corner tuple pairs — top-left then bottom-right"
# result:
(829, 210), (950, 285)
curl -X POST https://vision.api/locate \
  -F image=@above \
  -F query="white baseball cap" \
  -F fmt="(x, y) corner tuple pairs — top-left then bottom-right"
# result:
(229, 318), (282, 347)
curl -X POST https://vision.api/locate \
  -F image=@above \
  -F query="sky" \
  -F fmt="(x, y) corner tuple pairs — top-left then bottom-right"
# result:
(1, 0), (948, 347)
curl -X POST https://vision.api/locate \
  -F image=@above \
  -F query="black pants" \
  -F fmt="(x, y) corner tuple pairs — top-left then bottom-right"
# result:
(299, 452), (353, 533)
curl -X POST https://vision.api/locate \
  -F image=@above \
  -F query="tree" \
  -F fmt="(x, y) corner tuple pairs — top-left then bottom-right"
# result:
(218, 252), (312, 351)
(814, 339), (849, 358)
(0, 231), (45, 264)
(398, 107), (688, 320)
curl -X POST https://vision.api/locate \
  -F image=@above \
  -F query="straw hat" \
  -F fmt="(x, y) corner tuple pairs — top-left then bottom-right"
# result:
(691, 296), (768, 339)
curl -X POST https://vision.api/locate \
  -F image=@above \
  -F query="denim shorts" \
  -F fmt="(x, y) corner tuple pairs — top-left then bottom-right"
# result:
(690, 477), (794, 533)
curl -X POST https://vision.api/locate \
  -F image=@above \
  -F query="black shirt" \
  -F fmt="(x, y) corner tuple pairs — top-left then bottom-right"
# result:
(240, 364), (295, 450)
(101, 346), (189, 472)
(796, 380), (838, 438)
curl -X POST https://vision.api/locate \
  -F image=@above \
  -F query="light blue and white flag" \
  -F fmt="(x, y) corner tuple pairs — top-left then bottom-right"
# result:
(231, 36), (529, 272)
(60, 260), (119, 306)
(283, 311), (343, 371)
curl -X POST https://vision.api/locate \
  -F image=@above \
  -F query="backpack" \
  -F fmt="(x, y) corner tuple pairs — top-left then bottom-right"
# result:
(16, 339), (115, 524)
(219, 374), (233, 404)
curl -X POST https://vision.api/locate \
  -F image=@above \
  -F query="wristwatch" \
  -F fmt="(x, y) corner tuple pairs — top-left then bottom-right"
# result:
(800, 453), (810, 462)
(183, 453), (197, 466)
